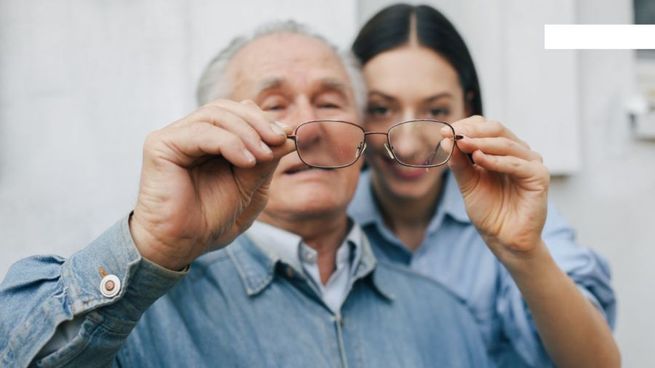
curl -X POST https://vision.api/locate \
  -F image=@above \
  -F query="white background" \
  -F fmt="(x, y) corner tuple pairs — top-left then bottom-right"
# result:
(1, 0), (654, 366)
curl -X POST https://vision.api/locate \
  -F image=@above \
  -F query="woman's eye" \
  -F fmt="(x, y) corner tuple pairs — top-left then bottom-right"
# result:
(366, 105), (389, 116)
(428, 107), (450, 118)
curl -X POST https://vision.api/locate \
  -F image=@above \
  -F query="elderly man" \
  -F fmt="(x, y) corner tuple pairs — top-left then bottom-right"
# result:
(0, 22), (490, 367)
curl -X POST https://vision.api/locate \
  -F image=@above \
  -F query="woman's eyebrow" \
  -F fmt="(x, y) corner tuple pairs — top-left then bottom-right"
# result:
(424, 92), (454, 103)
(367, 91), (395, 101)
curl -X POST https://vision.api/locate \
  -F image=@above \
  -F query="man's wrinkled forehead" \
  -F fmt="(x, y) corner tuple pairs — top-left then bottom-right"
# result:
(254, 76), (350, 98)
(226, 32), (351, 98)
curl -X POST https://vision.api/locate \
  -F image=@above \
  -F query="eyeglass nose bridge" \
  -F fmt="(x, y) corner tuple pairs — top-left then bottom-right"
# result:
(363, 131), (395, 160)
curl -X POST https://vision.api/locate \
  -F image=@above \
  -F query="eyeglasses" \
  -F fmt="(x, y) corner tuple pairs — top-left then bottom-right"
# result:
(286, 119), (463, 169)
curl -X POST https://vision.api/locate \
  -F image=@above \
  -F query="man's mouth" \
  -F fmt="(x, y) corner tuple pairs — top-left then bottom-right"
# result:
(283, 163), (334, 175)
(284, 163), (315, 175)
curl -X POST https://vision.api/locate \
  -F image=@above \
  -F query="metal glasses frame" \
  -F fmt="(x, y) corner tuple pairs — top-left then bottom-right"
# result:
(286, 119), (464, 169)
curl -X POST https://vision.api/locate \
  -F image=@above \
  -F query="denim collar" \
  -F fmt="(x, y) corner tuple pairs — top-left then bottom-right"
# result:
(226, 226), (393, 300)
(348, 169), (471, 230)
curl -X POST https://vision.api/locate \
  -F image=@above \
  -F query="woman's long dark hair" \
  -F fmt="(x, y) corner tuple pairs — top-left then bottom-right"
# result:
(352, 3), (483, 115)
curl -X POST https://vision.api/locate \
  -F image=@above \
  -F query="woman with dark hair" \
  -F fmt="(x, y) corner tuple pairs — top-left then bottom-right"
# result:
(348, 4), (619, 367)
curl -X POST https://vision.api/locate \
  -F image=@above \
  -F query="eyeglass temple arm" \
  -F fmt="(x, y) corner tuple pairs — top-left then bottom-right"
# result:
(452, 134), (475, 165)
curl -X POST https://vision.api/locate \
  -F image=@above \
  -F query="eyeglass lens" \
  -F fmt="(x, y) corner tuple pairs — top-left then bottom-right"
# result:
(387, 120), (452, 167)
(294, 120), (365, 168)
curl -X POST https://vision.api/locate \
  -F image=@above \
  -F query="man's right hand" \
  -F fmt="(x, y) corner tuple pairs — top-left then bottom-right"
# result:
(129, 99), (294, 270)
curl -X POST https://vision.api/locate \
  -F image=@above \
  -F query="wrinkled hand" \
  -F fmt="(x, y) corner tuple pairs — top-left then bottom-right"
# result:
(130, 100), (294, 270)
(442, 116), (549, 262)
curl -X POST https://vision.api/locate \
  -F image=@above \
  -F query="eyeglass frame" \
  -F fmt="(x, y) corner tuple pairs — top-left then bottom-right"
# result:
(286, 118), (464, 169)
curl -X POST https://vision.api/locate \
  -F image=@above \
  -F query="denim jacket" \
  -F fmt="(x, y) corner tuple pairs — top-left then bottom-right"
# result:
(0, 216), (491, 367)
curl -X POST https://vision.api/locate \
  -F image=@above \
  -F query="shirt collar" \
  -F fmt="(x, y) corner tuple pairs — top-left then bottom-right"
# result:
(347, 170), (379, 226)
(438, 170), (470, 223)
(247, 221), (304, 273)
(228, 219), (391, 299)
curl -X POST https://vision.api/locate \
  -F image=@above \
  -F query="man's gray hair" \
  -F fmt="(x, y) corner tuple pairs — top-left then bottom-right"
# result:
(196, 20), (366, 115)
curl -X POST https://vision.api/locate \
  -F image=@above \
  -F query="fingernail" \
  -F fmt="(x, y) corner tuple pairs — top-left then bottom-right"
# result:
(259, 141), (272, 154)
(242, 149), (256, 163)
(271, 121), (287, 136)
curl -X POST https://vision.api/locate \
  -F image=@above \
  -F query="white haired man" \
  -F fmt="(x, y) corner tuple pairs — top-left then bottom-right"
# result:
(0, 22), (490, 367)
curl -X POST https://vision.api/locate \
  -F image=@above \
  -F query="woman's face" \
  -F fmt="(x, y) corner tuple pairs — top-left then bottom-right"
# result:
(362, 45), (469, 201)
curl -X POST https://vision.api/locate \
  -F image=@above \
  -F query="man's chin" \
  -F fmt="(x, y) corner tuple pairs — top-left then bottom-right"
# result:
(262, 200), (346, 223)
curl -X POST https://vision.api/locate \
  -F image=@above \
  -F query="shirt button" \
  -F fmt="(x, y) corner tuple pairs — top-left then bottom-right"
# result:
(303, 251), (316, 263)
(285, 266), (295, 278)
(100, 274), (121, 298)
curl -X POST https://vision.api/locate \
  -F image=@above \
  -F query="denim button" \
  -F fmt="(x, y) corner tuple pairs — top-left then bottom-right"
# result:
(100, 274), (121, 298)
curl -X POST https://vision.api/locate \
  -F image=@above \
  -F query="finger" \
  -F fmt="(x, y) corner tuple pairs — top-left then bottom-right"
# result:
(194, 106), (276, 160)
(269, 138), (297, 160)
(442, 137), (480, 193)
(206, 99), (288, 145)
(152, 123), (259, 168)
(230, 139), (296, 228)
(446, 116), (528, 148)
(168, 107), (273, 161)
(456, 136), (542, 162)
(471, 150), (547, 180)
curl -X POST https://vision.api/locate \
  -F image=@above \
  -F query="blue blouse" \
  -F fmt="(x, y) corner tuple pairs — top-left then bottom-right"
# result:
(348, 170), (616, 367)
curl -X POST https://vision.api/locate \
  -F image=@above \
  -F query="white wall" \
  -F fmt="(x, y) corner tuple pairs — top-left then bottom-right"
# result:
(548, 1), (655, 366)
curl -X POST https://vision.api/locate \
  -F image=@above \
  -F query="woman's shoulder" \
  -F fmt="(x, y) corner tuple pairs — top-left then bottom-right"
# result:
(374, 259), (468, 307)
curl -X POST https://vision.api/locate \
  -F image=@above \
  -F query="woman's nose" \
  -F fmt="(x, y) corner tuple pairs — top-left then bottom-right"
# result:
(388, 126), (421, 162)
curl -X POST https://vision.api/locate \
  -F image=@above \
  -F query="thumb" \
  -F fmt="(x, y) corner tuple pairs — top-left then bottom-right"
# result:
(232, 138), (295, 207)
(237, 137), (295, 191)
(443, 136), (479, 195)
(230, 140), (295, 232)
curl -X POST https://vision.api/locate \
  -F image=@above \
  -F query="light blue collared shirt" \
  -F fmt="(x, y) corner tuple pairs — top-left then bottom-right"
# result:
(246, 220), (363, 313)
(348, 170), (616, 367)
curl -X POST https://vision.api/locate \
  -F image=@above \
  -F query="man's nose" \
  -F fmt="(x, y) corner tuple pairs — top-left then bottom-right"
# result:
(287, 98), (318, 126)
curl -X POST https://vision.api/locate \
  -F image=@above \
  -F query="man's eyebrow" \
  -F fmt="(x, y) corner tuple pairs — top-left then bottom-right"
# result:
(254, 77), (350, 96)
(255, 78), (285, 94)
(319, 78), (349, 93)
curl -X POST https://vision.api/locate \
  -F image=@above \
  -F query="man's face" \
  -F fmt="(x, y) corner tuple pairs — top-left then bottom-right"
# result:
(227, 32), (362, 226)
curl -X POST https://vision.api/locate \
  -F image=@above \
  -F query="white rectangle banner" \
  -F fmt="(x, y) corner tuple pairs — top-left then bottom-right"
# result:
(545, 25), (655, 49)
